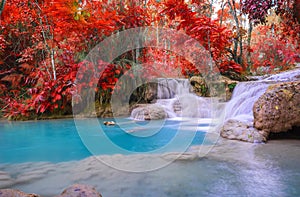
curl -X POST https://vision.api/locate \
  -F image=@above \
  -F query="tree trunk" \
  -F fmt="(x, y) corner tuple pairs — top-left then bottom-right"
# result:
(247, 20), (253, 71)
(219, 0), (226, 26)
(0, 0), (6, 16)
(228, 0), (242, 64)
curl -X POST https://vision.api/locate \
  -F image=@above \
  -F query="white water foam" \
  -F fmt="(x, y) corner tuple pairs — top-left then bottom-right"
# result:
(225, 68), (300, 122)
(131, 78), (215, 120)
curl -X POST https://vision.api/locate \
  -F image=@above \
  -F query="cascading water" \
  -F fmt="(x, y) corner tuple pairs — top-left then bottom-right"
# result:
(224, 68), (300, 123)
(224, 81), (271, 121)
(131, 78), (212, 120)
(130, 68), (300, 121)
(156, 78), (191, 99)
(264, 68), (300, 82)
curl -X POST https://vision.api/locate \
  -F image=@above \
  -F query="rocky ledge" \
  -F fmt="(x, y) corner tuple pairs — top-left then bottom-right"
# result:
(0, 184), (102, 197)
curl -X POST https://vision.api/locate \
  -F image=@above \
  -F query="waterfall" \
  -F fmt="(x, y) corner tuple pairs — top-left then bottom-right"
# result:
(131, 78), (212, 120)
(224, 81), (271, 122)
(156, 78), (191, 99)
(225, 68), (300, 122)
(130, 68), (300, 121)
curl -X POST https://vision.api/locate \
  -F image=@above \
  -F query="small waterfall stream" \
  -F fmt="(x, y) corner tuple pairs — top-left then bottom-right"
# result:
(156, 78), (191, 99)
(130, 68), (300, 122)
(224, 81), (271, 122)
(225, 68), (300, 122)
(131, 78), (213, 120)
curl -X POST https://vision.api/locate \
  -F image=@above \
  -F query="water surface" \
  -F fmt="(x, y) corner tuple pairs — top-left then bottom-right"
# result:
(0, 118), (209, 163)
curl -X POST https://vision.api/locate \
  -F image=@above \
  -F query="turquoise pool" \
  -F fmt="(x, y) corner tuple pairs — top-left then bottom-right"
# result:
(0, 119), (300, 197)
(0, 118), (209, 163)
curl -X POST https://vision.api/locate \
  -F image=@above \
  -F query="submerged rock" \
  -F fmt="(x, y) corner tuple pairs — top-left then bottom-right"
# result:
(0, 184), (102, 197)
(253, 81), (300, 134)
(55, 184), (102, 197)
(220, 119), (268, 143)
(0, 189), (39, 197)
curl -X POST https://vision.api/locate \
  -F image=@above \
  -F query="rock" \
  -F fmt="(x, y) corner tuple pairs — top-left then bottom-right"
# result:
(220, 76), (238, 101)
(0, 184), (102, 197)
(131, 104), (167, 120)
(97, 103), (130, 118)
(222, 70), (249, 81)
(103, 121), (115, 126)
(220, 119), (268, 143)
(129, 82), (158, 105)
(190, 76), (208, 97)
(0, 189), (40, 197)
(144, 82), (158, 103)
(253, 81), (300, 134)
(190, 75), (238, 101)
(96, 104), (113, 118)
(55, 184), (102, 197)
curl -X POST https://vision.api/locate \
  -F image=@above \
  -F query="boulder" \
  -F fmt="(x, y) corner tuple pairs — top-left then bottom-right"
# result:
(190, 76), (208, 97)
(0, 189), (39, 197)
(131, 104), (167, 120)
(190, 75), (237, 101)
(129, 82), (158, 105)
(253, 81), (300, 134)
(55, 184), (102, 197)
(220, 119), (268, 143)
(103, 121), (116, 126)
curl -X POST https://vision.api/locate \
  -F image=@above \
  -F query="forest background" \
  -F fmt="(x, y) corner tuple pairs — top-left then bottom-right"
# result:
(0, 0), (299, 120)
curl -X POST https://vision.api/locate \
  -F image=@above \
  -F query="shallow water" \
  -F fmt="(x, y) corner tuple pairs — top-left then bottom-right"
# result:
(1, 118), (300, 196)
(1, 139), (300, 196)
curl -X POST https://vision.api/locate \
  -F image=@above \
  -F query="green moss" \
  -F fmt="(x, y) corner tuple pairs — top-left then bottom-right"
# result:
(228, 83), (237, 92)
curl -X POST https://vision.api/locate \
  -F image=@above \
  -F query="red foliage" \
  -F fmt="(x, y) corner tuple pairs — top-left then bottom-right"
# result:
(250, 25), (299, 75)
(3, 0), (293, 119)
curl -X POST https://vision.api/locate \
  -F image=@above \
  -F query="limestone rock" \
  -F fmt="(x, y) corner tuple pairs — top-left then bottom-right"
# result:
(144, 82), (158, 102)
(0, 189), (39, 197)
(55, 184), (102, 197)
(253, 81), (300, 134)
(129, 82), (158, 105)
(131, 104), (167, 120)
(220, 119), (268, 143)
(190, 75), (237, 101)
(190, 76), (208, 97)
(222, 70), (248, 81)
(220, 76), (238, 101)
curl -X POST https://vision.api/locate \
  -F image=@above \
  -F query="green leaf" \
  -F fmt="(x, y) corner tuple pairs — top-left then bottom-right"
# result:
(74, 14), (80, 21)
